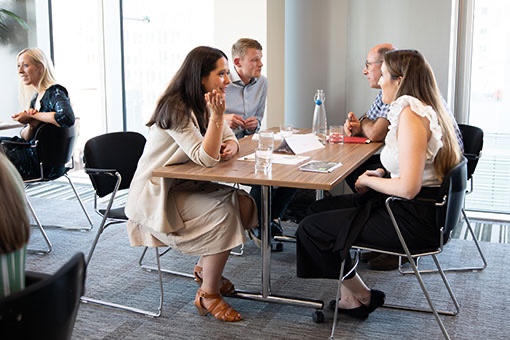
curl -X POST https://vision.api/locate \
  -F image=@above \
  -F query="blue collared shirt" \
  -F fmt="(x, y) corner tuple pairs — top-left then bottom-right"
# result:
(225, 69), (268, 139)
(366, 91), (390, 120)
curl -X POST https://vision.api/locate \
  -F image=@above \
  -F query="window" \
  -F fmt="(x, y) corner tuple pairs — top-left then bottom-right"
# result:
(122, 0), (214, 134)
(51, 0), (105, 162)
(465, 0), (510, 214)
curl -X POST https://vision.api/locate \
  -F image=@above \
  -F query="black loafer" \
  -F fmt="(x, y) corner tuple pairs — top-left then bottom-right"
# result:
(366, 289), (386, 313)
(328, 300), (369, 320)
(270, 221), (284, 236)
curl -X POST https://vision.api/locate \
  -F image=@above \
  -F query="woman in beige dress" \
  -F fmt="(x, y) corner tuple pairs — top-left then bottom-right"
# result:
(125, 46), (258, 322)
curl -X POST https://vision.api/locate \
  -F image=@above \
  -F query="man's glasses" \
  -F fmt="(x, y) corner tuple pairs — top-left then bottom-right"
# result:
(365, 60), (383, 69)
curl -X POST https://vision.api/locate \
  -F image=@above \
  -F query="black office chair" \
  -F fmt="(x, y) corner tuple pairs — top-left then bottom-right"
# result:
(1, 122), (93, 254)
(401, 124), (487, 274)
(0, 252), (86, 340)
(81, 131), (190, 317)
(329, 158), (467, 340)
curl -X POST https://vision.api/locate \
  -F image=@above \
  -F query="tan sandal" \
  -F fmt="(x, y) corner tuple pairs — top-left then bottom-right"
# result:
(193, 265), (236, 296)
(194, 289), (242, 322)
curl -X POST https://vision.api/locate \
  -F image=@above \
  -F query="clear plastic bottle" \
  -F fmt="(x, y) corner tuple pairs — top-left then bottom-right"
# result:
(312, 89), (328, 144)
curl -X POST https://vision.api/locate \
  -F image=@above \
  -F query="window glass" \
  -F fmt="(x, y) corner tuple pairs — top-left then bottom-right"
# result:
(51, 0), (104, 163)
(122, 0), (214, 134)
(466, 0), (510, 213)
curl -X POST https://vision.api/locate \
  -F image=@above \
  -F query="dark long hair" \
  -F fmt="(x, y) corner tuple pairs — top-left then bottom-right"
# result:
(384, 49), (461, 180)
(147, 46), (228, 134)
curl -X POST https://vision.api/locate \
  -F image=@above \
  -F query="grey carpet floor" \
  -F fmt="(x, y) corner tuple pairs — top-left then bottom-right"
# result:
(25, 195), (509, 340)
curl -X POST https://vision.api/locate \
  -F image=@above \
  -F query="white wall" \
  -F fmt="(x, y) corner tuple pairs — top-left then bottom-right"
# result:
(214, 0), (268, 128)
(345, 0), (452, 118)
(284, 0), (349, 128)
(265, 0), (453, 130)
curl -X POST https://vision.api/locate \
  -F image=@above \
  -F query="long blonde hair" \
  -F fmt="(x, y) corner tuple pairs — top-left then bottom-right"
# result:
(17, 47), (57, 110)
(0, 153), (30, 254)
(384, 49), (462, 180)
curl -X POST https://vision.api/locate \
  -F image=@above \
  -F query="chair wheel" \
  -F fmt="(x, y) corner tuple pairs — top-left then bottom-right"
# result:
(312, 310), (325, 323)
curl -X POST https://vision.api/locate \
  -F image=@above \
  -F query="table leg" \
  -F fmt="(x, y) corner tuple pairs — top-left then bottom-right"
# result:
(233, 185), (324, 311)
(261, 185), (271, 298)
(316, 189), (324, 200)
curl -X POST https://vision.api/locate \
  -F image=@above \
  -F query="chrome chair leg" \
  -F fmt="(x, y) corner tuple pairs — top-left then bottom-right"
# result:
(138, 246), (194, 279)
(82, 246), (164, 317)
(399, 208), (487, 275)
(26, 196), (52, 254)
(63, 174), (94, 230)
(230, 244), (244, 256)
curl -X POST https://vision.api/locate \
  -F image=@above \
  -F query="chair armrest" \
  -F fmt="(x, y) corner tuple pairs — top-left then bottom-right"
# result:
(463, 151), (481, 160)
(0, 140), (36, 148)
(386, 195), (445, 208)
(84, 167), (118, 176)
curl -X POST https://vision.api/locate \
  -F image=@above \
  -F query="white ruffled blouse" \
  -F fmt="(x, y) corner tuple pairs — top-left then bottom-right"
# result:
(380, 95), (443, 187)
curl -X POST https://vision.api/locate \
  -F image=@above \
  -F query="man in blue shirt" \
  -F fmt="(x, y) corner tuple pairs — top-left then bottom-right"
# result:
(225, 38), (267, 139)
(225, 38), (296, 250)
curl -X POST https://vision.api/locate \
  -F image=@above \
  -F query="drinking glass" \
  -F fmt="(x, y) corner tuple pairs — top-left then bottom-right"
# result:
(255, 146), (272, 175)
(258, 130), (274, 151)
(329, 125), (344, 144)
(280, 124), (294, 139)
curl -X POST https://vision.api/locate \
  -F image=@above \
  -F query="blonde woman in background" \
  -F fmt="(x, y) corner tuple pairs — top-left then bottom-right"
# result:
(13, 47), (75, 140)
(1, 48), (75, 180)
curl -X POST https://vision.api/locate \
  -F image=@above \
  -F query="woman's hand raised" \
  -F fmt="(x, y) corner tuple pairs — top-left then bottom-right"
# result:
(205, 89), (226, 120)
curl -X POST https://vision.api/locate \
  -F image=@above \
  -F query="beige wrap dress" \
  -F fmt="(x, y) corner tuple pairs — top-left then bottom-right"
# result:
(124, 114), (258, 256)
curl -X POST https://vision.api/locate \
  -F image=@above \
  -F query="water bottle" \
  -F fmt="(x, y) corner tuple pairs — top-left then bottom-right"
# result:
(312, 89), (328, 144)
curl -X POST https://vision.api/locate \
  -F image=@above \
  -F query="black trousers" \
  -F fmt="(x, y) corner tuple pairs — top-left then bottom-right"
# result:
(344, 154), (383, 192)
(249, 185), (298, 223)
(296, 191), (439, 281)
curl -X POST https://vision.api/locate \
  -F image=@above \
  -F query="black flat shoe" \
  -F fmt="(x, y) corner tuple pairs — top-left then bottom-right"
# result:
(365, 289), (386, 313)
(328, 300), (369, 320)
(270, 221), (284, 236)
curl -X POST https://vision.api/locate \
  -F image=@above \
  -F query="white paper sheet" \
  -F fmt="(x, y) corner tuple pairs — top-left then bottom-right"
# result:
(283, 133), (325, 154)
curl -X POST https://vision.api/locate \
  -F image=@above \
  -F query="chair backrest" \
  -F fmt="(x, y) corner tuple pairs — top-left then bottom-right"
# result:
(0, 253), (86, 340)
(458, 124), (483, 180)
(32, 123), (77, 181)
(438, 157), (468, 243)
(83, 131), (146, 198)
